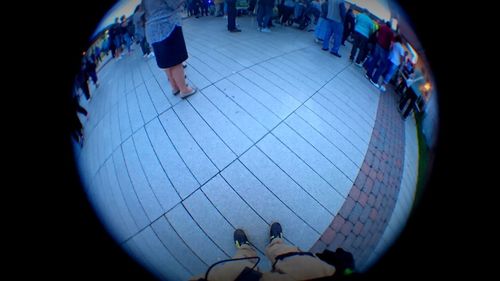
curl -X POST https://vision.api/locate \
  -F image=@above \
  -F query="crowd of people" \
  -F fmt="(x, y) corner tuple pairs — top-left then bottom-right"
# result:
(175, 0), (413, 90)
(72, 0), (417, 146)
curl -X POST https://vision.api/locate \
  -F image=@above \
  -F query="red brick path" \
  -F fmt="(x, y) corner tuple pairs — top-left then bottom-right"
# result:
(309, 92), (406, 270)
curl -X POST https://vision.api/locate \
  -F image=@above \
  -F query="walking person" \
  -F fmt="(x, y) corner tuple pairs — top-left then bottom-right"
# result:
(143, 0), (197, 98)
(321, 0), (346, 57)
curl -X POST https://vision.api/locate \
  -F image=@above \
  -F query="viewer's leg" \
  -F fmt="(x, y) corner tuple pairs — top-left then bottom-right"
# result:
(265, 238), (301, 265)
(206, 230), (259, 281)
(264, 223), (300, 265)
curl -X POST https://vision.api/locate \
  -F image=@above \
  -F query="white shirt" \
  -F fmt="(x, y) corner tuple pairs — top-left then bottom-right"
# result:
(388, 42), (405, 66)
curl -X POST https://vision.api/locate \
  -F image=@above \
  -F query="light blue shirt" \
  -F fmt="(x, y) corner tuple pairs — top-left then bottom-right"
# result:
(144, 0), (184, 44)
(354, 12), (374, 38)
(388, 42), (405, 65)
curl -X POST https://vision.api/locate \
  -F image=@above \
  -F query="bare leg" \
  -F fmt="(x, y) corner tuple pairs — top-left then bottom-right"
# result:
(164, 68), (179, 91)
(171, 63), (192, 93)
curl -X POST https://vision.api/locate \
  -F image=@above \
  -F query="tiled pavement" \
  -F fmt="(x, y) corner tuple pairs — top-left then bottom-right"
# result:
(74, 15), (419, 280)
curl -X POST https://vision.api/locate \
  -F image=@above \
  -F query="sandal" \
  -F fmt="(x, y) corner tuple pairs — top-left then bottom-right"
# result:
(180, 87), (197, 99)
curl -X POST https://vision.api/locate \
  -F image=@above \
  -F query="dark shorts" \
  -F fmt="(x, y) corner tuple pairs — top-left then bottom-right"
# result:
(152, 26), (188, 69)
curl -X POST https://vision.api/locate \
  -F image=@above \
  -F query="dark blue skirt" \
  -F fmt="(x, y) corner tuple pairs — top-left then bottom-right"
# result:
(152, 26), (188, 69)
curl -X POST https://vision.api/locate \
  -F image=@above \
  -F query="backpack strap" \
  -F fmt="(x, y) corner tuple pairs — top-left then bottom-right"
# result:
(272, 251), (315, 270)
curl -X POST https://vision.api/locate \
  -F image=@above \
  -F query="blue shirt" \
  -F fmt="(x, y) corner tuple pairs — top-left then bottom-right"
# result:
(354, 12), (374, 38)
(388, 42), (405, 66)
(144, 0), (184, 44)
(284, 0), (295, 7)
(326, 0), (345, 22)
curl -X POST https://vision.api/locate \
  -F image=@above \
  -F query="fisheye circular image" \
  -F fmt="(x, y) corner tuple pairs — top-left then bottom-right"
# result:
(70, 0), (439, 279)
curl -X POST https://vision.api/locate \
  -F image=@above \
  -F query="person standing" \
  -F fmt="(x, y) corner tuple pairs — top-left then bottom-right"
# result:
(256, 0), (274, 32)
(361, 22), (379, 69)
(108, 18), (122, 59)
(84, 56), (99, 88)
(377, 35), (406, 92)
(120, 15), (133, 55)
(75, 64), (91, 101)
(314, 0), (328, 42)
(214, 0), (224, 16)
(200, 0), (209, 16)
(321, 0), (346, 57)
(341, 8), (354, 45)
(94, 46), (102, 64)
(143, 0), (197, 98)
(133, 3), (154, 58)
(227, 0), (241, 32)
(366, 21), (394, 87)
(248, 0), (257, 15)
(348, 8), (374, 65)
(282, 0), (296, 25)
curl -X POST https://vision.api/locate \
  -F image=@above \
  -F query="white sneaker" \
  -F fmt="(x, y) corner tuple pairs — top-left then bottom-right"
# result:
(370, 79), (380, 89)
(147, 52), (155, 58)
(261, 28), (271, 33)
(380, 85), (386, 92)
